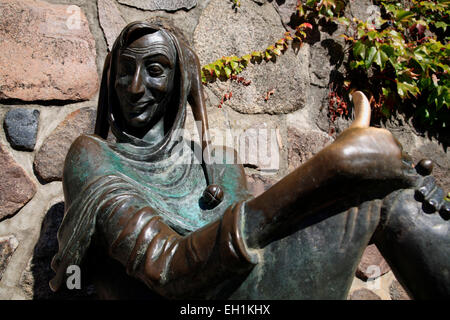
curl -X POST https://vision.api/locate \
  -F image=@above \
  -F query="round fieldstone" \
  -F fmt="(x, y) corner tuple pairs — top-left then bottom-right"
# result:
(4, 108), (40, 151)
(349, 288), (382, 300)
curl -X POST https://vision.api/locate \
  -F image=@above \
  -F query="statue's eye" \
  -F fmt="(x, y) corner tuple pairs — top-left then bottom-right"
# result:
(147, 63), (164, 76)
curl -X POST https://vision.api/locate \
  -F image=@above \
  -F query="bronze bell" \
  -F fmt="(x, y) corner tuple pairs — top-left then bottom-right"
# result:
(201, 184), (224, 209)
(416, 159), (434, 176)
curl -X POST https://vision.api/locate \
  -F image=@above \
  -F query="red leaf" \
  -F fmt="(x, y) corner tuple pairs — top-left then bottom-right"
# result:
(301, 23), (313, 29)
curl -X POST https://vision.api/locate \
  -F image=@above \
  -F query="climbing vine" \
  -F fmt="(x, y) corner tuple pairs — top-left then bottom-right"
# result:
(201, 25), (311, 84)
(206, 0), (449, 129)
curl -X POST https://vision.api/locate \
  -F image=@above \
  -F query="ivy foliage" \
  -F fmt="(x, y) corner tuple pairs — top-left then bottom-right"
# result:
(344, 0), (450, 128)
(296, 0), (449, 128)
(203, 0), (449, 129)
(297, 0), (347, 19)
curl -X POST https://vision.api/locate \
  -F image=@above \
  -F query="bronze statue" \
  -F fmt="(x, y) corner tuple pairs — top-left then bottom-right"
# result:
(50, 21), (449, 299)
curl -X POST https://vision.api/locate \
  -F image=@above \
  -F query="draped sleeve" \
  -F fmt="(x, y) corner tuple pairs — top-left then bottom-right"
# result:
(50, 135), (258, 299)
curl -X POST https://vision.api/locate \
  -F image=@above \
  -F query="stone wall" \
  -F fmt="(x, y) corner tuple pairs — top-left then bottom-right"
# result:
(0, 0), (447, 300)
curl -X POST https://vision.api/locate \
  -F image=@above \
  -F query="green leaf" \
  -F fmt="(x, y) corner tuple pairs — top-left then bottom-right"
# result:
(379, 50), (389, 69)
(214, 66), (221, 78)
(434, 21), (448, 31)
(395, 10), (415, 22)
(230, 61), (239, 71)
(381, 44), (395, 56)
(353, 41), (367, 60)
(373, 49), (383, 68)
(397, 81), (420, 99)
(215, 59), (224, 69)
(325, 8), (334, 17)
(273, 47), (282, 56)
(241, 54), (251, 63)
(224, 66), (232, 78)
(367, 30), (378, 41)
(436, 96), (444, 111)
(251, 51), (262, 58)
(365, 46), (377, 69)
(357, 26), (366, 38)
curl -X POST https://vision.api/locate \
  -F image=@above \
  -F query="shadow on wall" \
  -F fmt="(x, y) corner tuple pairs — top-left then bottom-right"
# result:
(27, 202), (94, 299)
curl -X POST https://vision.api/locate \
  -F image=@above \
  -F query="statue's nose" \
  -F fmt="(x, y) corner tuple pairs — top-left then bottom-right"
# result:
(128, 65), (145, 100)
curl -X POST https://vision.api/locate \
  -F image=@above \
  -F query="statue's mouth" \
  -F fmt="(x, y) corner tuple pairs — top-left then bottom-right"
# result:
(127, 100), (155, 114)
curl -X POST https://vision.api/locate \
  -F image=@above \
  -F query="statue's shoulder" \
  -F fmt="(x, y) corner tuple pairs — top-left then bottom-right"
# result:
(64, 134), (108, 168)
(70, 134), (105, 151)
(63, 135), (110, 200)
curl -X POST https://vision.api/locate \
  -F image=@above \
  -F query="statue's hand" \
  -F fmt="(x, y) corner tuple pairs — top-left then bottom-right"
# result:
(323, 91), (415, 187)
(414, 159), (450, 215)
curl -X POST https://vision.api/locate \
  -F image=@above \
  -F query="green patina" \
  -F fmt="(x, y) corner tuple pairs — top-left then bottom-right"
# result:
(73, 136), (250, 231)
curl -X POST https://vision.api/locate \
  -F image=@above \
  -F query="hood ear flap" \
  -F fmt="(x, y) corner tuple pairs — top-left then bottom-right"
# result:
(183, 45), (224, 209)
(185, 50), (214, 184)
(95, 52), (112, 139)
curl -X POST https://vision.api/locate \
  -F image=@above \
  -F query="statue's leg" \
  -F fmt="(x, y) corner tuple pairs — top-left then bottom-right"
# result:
(228, 199), (383, 299)
(372, 184), (450, 299)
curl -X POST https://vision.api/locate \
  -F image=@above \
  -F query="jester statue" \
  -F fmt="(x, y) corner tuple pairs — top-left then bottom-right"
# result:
(50, 21), (449, 300)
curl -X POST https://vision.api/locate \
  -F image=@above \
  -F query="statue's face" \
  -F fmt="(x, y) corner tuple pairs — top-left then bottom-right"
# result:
(115, 31), (176, 129)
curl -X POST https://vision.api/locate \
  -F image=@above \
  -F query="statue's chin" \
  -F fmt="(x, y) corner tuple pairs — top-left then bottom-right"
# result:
(126, 110), (153, 129)
(128, 117), (149, 128)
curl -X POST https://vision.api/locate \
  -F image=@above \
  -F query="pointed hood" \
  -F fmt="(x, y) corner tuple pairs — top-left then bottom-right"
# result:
(95, 21), (189, 162)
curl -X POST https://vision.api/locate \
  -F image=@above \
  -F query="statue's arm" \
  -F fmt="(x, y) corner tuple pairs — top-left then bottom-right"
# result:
(96, 197), (256, 299)
(241, 92), (421, 248)
(242, 125), (418, 248)
(372, 176), (450, 299)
